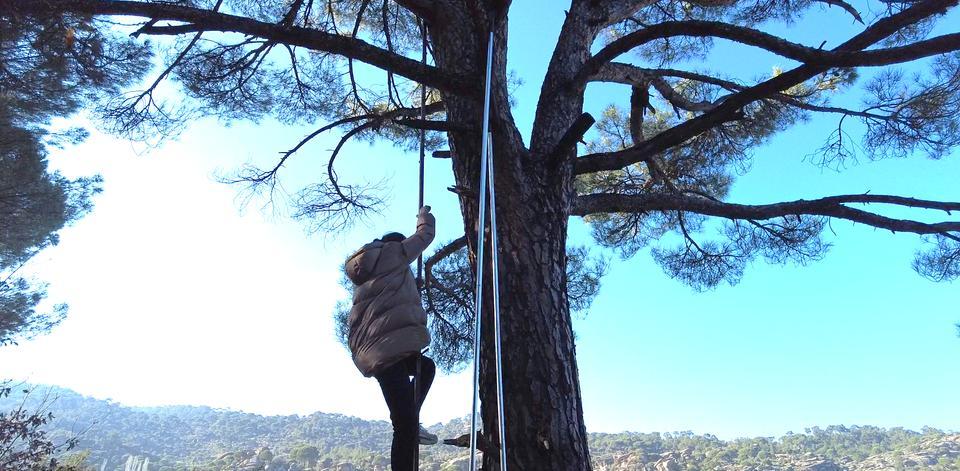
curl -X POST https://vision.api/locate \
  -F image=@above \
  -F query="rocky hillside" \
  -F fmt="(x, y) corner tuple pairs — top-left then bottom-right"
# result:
(2, 385), (957, 470)
(590, 435), (960, 471)
(590, 433), (960, 471)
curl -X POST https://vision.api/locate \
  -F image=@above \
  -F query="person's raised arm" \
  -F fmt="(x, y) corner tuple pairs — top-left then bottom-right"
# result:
(401, 206), (436, 263)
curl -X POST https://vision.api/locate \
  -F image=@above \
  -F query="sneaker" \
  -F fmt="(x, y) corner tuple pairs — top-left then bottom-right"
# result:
(418, 425), (438, 445)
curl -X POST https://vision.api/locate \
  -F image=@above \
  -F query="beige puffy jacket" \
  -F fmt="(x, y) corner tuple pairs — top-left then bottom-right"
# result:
(345, 210), (435, 377)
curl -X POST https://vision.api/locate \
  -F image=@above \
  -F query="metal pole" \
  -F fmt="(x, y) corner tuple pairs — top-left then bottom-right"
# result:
(486, 132), (507, 471)
(412, 353), (420, 471)
(413, 352), (421, 471)
(469, 24), (495, 471)
(416, 19), (427, 285)
(414, 20), (427, 471)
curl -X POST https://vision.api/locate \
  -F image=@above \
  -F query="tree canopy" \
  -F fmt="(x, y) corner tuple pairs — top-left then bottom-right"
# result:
(0, 6), (149, 345)
(6, 0), (955, 285)
(3, 0), (958, 468)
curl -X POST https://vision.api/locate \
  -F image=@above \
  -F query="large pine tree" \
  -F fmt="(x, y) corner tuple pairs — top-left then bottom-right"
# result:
(4, 0), (959, 468)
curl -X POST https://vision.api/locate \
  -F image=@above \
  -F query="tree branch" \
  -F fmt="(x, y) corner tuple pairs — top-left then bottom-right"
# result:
(7, 0), (475, 95)
(579, 21), (821, 84)
(593, 62), (727, 113)
(816, 0), (865, 24)
(592, 62), (887, 117)
(572, 192), (960, 238)
(224, 102), (444, 200)
(133, 23), (199, 35)
(583, 0), (742, 29)
(574, 0), (960, 175)
(576, 19), (960, 86)
(581, 0), (654, 29)
(549, 112), (596, 158)
(422, 269), (474, 343)
(422, 235), (474, 345)
(391, 118), (468, 132)
(596, 63), (743, 91)
(425, 236), (468, 271)
(393, 0), (437, 23)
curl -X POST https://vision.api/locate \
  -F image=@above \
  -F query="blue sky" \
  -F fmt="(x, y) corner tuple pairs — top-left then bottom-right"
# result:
(1, 1), (958, 439)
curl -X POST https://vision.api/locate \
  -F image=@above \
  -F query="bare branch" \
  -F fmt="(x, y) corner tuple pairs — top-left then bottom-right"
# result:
(224, 101), (445, 185)
(651, 77), (717, 112)
(914, 235), (960, 281)
(326, 125), (386, 208)
(133, 23), (200, 35)
(280, 0), (306, 26)
(595, 61), (932, 127)
(392, 118), (466, 132)
(292, 179), (384, 233)
(576, 19), (960, 87)
(579, 21), (825, 84)
(223, 100), (444, 230)
(348, 0), (373, 112)
(549, 112), (596, 158)
(596, 63), (743, 91)
(382, 0), (402, 109)
(592, 61), (892, 119)
(223, 115), (369, 187)
(815, 0), (865, 24)
(7, 0), (475, 95)
(95, 0), (226, 141)
(573, 192), (960, 238)
(593, 62), (722, 112)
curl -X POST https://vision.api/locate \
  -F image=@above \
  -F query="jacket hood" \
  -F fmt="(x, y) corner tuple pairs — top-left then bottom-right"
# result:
(345, 240), (385, 285)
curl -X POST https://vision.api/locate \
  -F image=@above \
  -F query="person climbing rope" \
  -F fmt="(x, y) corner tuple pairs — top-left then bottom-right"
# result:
(344, 205), (439, 471)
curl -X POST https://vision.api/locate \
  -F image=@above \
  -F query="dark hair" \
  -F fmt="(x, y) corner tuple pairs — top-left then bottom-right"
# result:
(380, 232), (405, 243)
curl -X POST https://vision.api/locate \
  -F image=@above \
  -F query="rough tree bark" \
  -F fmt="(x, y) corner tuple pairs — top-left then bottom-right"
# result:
(430, 3), (592, 467)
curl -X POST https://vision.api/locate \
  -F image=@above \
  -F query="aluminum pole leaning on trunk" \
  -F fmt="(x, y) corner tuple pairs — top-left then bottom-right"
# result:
(469, 19), (508, 471)
(468, 25), (493, 471)
(486, 132), (508, 471)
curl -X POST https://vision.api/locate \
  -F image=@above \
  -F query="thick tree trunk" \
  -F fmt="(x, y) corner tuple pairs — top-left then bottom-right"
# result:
(472, 180), (591, 471)
(430, 3), (592, 469)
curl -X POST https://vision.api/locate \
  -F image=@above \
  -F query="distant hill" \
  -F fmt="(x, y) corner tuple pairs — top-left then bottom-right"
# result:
(1, 385), (957, 470)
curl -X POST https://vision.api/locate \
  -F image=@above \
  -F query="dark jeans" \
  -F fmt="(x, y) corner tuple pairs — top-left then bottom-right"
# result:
(375, 354), (436, 471)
